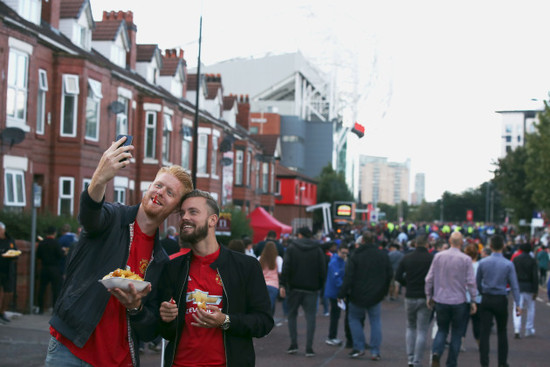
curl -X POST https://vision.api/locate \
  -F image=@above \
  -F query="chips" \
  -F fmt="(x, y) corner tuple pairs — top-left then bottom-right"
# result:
(103, 268), (144, 281)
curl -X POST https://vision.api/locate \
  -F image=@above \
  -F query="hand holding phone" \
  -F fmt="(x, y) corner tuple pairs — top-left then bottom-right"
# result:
(116, 134), (133, 162)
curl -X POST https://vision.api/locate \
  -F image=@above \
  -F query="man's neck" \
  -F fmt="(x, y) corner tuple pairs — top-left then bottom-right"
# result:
(136, 208), (161, 236)
(191, 234), (220, 257)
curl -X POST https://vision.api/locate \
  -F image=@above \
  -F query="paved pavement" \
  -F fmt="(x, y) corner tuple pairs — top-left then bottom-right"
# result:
(1, 286), (550, 366)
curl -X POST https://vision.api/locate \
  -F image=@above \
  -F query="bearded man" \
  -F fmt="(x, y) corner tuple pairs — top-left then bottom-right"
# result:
(138, 190), (273, 367)
(46, 137), (193, 367)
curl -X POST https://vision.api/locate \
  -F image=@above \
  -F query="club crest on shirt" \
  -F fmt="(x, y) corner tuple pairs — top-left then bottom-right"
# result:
(186, 289), (222, 307)
(215, 273), (223, 286)
(139, 259), (149, 276)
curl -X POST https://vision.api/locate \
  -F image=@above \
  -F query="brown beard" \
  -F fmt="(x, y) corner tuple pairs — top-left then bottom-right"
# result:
(180, 219), (208, 245)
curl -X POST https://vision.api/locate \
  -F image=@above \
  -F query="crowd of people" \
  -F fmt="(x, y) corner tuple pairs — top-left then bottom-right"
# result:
(1, 138), (549, 367)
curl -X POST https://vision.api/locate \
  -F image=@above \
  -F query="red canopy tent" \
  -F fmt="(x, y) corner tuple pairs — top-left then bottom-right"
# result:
(247, 207), (293, 244)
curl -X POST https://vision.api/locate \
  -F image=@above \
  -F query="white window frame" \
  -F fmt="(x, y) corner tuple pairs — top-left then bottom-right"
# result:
(36, 69), (48, 134)
(114, 186), (126, 204)
(270, 162), (275, 194)
(255, 160), (260, 190)
(4, 169), (26, 207)
(83, 178), (91, 193)
(116, 96), (129, 137)
(60, 74), (80, 137)
(85, 79), (102, 141)
(58, 177), (75, 215)
(162, 114), (173, 163)
(181, 120), (192, 170)
(246, 150), (252, 186)
(145, 111), (157, 159)
(262, 162), (269, 193)
(19, 0), (41, 24)
(197, 134), (208, 175)
(7, 48), (30, 129)
(210, 135), (218, 178)
(235, 150), (244, 186)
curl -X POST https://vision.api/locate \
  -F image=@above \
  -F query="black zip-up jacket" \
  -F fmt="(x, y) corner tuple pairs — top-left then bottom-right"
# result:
(280, 238), (327, 291)
(50, 190), (169, 367)
(338, 244), (392, 308)
(513, 252), (539, 293)
(395, 246), (433, 298)
(136, 245), (273, 367)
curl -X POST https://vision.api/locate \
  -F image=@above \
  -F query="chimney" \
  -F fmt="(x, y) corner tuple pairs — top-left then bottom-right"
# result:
(123, 11), (137, 70)
(42, 0), (60, 29)
(237, 94), (251, 131)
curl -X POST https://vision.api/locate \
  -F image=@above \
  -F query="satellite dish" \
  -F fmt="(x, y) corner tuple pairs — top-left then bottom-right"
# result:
(220, 157), (233, 166)
(0, 127), (25, 148)
(108, 101), (125, 114)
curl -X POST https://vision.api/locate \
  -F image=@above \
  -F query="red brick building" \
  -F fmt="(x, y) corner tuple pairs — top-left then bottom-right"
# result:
(0, 0), (281, 311)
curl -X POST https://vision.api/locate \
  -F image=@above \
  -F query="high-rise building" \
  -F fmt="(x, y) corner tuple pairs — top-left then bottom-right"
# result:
(495, 101), (544, 157)
(359, 156), (410, 206)
(413, 173), (425, 205)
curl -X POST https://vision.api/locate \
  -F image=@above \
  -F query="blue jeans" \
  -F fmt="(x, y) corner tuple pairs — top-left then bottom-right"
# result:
(432, 302), (469, 367)
(266, 285), (278, 316)
(405, 298), (432, 367)
(45, 336), (93, 367)
(348, 301), (382, 356)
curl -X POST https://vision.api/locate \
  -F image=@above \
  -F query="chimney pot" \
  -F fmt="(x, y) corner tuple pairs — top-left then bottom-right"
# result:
(179, 49), (184, 59)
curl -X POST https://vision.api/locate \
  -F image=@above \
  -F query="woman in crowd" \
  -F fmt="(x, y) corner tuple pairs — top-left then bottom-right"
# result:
(259, 241), (283, 316)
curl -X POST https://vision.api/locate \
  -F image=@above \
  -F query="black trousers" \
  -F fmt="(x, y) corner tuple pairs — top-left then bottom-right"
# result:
(479, 294), (508, 366)
(328, 298), (352, 343)
(38, 266), (62, 312)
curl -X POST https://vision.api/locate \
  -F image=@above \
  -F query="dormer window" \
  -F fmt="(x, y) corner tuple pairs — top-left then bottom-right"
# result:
(18, 0), (41, 25)
(77, 24), (90, 49)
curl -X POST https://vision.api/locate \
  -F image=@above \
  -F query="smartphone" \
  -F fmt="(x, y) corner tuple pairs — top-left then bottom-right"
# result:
(116, 134), (133, 162)
(116, 134), (133, 147)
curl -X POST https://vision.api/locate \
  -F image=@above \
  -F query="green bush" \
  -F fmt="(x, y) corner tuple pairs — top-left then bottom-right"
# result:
(0, 209), (79, 241)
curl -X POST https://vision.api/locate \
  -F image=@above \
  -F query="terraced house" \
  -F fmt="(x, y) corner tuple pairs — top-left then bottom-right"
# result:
(0, 0), (281, 230)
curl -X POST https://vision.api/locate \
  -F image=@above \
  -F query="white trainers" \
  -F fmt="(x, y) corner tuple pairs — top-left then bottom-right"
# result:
(325, 338), (342, 346)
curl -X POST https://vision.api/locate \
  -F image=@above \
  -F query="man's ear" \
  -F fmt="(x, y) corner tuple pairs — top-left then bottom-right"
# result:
(209, 214), (218, 228)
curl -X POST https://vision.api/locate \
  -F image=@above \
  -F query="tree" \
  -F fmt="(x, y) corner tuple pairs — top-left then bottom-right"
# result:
(493, 146), (534, 221)
(525, 101), (550, 212)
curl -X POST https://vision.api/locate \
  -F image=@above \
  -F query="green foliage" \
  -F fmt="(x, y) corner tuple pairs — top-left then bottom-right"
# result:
(525, 101), (550, 211)
(493, 146), (534, 221)
(216, 205), (252, 246)
(0, 209), (79, 240)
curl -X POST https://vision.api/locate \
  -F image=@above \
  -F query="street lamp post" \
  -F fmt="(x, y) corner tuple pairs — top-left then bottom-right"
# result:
(299, 185), (306, 228)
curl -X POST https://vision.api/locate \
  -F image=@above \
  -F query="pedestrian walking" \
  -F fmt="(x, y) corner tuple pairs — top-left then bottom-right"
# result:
(536, 246), (548, 287)
(512, 242), (538, 338)
(280, 226), (327, 357)
(338, 230), (392, 361)
(425, 232), (477, 367)
(477, 234), (521, 367)
(36, 226), (64, 314)
(395, 233), (434, 367)
(324, 243), (351, 347)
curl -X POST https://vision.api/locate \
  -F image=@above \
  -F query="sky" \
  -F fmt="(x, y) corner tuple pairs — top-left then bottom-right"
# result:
(92, 0), (550, 202)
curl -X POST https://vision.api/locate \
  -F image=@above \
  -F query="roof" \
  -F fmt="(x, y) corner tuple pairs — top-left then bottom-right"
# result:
(92, 20), (125, 41)
(276, 164), (317, 183)
(187, 74), (198, 91)
(223, 95), (238, 111)
(59, 0), (87, 19)
(251, 134), (279, 157)
(205, 74), (222, 99)
(136, 44), (158, 62)
(160, 57), (183, 76)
